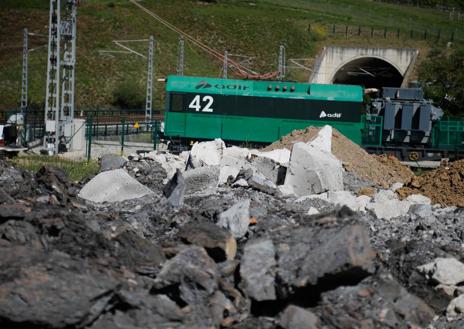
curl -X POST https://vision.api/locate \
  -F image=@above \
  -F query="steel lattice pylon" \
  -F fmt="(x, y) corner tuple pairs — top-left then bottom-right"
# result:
(223, 50), (228, 79)
(145, 36), (154, 122)
(278, 44), (286, 80)
(44, 0), (77, 153)
(177, 36), (184, 76)
(20, 28), (29, 116)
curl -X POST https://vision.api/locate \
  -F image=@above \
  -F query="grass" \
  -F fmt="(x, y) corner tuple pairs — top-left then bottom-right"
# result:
(0, 0), (462, 111)
(9, 155), (99, 181)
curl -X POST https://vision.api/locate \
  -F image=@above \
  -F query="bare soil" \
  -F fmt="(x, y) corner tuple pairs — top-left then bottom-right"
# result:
(397, 159), (464, 207)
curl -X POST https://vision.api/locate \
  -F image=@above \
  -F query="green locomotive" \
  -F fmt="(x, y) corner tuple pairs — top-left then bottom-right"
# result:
(163, 75), (464, 160)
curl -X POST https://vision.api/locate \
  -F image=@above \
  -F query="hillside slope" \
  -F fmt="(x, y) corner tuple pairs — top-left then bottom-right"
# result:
(0, 0), (461, 110)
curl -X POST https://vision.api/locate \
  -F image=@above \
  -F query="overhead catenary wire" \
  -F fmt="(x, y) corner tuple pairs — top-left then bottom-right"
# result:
(128, 0), (261, 77)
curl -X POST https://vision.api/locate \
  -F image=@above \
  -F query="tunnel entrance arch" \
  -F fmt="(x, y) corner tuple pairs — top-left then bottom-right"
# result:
(331, 57), (403, 88)
(309, 46), (419, 88)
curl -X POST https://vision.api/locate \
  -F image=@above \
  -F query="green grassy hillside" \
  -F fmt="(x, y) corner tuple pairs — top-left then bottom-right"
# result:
(0, 0), (462, 111)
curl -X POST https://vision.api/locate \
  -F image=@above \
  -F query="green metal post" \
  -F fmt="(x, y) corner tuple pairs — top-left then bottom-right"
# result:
(86, 115), (93, 162)
(153, 121), (159, 150)
(120, 117), (126, 156)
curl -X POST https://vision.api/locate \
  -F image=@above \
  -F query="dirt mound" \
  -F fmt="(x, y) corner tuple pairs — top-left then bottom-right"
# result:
(397, 160), (464, 207)
(263, 126), (413, 187)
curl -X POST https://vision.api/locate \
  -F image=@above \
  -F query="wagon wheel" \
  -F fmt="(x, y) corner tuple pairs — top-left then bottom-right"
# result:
(408, 151), (420, 161)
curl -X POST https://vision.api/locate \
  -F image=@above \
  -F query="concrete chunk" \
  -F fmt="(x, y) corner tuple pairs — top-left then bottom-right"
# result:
(217, 199), (251, 238)
(248, 174), (278, 195)
(250, 155), (282, 184)
(280, 305), (321, 329)
(178, 222), (237, 261)
(252, 148), (291, 165)
(153, 246), (219, 298)
(78, 169), (154, 203)
(190, 139), (225, 168)
(406, 194), (432, 205)
(277, 223), (375, 290)
(163, 169), (185, 208)
(447, 294), (464, 319)
(219, 165), (240, 185)
(184, 166), (220, 196)
(366, 189), (411, 219)
(298, 224), (375, 286)
(240, 239), (276, 301)
(418, 258), (464, 286)
(283, 142), (343, 196)
(99, 154), (127, 172)
(143, 152), (186, 182)
(307, 124), (332, 153)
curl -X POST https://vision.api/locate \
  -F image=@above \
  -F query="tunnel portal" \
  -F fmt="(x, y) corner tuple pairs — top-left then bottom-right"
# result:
(332, 57), (404, 88)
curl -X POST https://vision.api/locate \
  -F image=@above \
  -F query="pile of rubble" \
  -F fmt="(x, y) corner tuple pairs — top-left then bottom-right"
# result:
(263, 126), (414, 188)
(1, 125), (463, 329)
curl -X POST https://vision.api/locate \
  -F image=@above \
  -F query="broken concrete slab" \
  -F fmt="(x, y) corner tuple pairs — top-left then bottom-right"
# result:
(252, 148), (291, 165)
(250, 155), (283, 184)
(232, 178), (249, 188)
(409, 203), (434, 219)
(224, 145), (251, 157)
(447, 294), (464, 319)
(356, 195), (372, 212)
(366, 189), (412, 219)
(247, 174), (279, 195)
(143, 152), (186, 182)
(219, 165), (240, 185)
(327, 191), (359, 211)
(99, 154), (127, 172)
(280, 305), (321, 329)
(163, 169), (185, 208)
(283, 142), (343, 196)
(418, 258), (464, 286)
(307, 124), (332, 153)
(406, 194), (432, 205)
(183, 165), (220, 196)
(298, 224), (375, 286)
(390, 182), (404, 192)
(78, 169), (154, 203)
(277, 223), (375, 291)
(178, 222), (237, 261)
(153, 246), (220, 304)
(217, 199), (251, 239)
(240, 239), (276, 301)
(190, 139), (225, 168)
(307, 207), (320, 215)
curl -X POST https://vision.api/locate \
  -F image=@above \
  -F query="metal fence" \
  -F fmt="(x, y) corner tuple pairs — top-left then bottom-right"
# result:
(85, 118), (162, 161)
(317, 24), (460, 43)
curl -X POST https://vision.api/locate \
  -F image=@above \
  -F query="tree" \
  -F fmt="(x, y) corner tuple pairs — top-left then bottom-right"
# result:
(418, 46), (464, 117)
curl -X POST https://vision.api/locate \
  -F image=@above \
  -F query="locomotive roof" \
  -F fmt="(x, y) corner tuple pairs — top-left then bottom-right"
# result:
(166, 75), (363, 103)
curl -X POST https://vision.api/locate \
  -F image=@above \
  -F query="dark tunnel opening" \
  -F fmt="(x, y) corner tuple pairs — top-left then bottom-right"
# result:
(332, 57), (404, 89)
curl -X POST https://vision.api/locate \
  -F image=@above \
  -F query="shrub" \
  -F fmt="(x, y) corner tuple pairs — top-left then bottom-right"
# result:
(112, 80), (145, 109)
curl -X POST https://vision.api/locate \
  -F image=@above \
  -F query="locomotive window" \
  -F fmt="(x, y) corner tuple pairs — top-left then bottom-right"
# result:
(170, 94), (183, 112)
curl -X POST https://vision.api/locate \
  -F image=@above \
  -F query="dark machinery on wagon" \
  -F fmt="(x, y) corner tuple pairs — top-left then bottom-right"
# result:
(162, 75), (464, 161)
